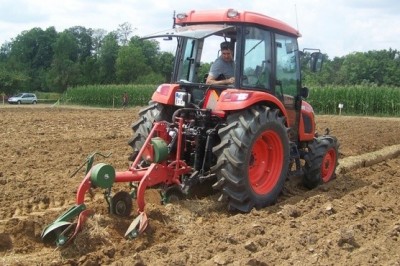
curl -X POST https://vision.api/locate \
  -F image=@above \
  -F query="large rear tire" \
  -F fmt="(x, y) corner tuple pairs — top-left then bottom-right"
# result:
(128, 102), (175, 161)
(302, 137), (339, 189)
(212, 106), (290, 212)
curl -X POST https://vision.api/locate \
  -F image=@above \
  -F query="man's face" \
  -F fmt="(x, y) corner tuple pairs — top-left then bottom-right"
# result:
(221, 49), (233, 62)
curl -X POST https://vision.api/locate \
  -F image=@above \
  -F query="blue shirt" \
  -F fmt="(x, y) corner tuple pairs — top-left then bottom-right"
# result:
(209, 56), (235, 79)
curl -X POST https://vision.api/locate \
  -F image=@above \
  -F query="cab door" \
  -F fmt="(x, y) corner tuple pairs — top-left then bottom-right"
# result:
(241, 27), (272, 90)
(274, 34), (301, 141)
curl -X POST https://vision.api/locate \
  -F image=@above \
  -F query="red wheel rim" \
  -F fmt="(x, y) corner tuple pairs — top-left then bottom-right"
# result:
(248, 130), (284, 195)
(321, 148), (336, 182)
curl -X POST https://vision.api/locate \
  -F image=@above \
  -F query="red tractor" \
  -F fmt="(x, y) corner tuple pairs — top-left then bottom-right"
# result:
(42, 9), (339, 247)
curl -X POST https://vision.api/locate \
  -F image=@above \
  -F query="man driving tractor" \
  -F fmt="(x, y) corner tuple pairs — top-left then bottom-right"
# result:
(206, 41), (235, 85)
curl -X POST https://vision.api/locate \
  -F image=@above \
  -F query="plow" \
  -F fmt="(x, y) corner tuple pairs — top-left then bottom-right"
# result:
(42, 115), (196, 246)
(41, 8), (339, 247)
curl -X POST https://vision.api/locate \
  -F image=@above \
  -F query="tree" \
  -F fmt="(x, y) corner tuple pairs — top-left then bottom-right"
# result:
(302, 49), (400, 87)
(117, 22), (135, 46)
(0, 66), (28, 96)
(130, 36), (160, 72)
(0, 42), (26, 96)
(0, 42), (12, 63)
(80, 56), (100, 85)
(65, 26), (94, 63)
(157, 51), (174, 82)
(47, 31), (81, 92)
(92, 29), (107, 57)
(368, 49), (400, 86)
(98, 33), (119, 84)
(4, 27), (58, 92)
(336, 50), (400, 86)
(4, 21), (398, 91)
(116, 42), (151, 83)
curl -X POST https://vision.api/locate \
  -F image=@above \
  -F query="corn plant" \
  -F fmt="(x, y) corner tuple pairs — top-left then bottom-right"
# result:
(307, 85), (400, 116)
(62, 84), (400, 116)
(63, 84), (156, 107)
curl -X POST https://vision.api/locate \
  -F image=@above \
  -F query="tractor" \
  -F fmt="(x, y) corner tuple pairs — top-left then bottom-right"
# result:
(41, 9), (339, 247)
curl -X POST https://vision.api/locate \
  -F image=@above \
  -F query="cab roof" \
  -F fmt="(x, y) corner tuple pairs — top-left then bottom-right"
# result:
(175, 9), (301, 37)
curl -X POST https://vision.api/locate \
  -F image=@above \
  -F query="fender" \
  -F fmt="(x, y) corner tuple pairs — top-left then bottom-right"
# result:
(151, 84), (180, 105)
(215, 89), (289, 120)
(152, 85), (289, 124)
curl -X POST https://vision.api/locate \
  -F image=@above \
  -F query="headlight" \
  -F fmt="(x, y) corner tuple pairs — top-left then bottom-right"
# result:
(176, 13), (188, 20)
(227, 9), (239, 18)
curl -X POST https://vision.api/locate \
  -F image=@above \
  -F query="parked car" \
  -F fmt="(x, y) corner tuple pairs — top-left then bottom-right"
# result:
(7, 93), (38, 104)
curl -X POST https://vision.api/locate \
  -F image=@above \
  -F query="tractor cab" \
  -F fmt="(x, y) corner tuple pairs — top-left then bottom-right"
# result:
(143, 10), (302, 94)
(143, 9), (322, 142)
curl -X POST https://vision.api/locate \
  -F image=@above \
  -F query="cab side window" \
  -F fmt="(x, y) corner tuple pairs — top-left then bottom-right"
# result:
(241, 27), (272, 89)
(275, 34), (299, 97)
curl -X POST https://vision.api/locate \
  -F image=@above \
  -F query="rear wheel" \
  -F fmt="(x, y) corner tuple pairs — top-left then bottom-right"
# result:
(212, 106), (289, 212)
(128, 102), (175, 161)
(303, 137), (339, 189)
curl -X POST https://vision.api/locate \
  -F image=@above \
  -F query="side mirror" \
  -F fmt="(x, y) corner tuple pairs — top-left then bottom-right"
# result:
(310, 52), (324, 72)
(300, 86), (309, 99)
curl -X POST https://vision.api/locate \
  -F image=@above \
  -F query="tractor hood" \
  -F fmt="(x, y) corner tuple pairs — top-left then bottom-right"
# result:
(141, 24), (235, 40)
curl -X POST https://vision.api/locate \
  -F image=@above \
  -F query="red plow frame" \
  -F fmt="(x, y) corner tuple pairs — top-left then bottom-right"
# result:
(41, 117), (192, 246)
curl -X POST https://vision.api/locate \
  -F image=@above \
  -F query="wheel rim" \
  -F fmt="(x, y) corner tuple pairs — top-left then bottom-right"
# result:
(115, 201), (127, 216)
(112, 191), (132, 217)
(321, 148), (336, 182)
(248, 130), (284, 195)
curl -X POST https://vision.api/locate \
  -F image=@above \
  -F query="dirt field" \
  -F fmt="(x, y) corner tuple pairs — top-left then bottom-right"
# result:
(1, 105), (400, 265)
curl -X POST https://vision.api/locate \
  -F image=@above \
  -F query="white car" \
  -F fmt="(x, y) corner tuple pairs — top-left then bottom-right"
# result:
(8, 93), (38, 104)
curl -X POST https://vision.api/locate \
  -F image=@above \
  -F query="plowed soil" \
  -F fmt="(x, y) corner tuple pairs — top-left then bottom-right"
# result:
(1, 105), (400, 266)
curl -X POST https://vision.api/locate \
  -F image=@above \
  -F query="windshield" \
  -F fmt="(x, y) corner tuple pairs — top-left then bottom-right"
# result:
(176, 33), (237, 83)
(141, 24), (238, 84)
(145, 23), (236, 83)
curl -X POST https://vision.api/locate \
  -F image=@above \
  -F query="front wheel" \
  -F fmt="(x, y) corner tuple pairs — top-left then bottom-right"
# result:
(212, 106), (290, 212)
(303, 137), (339, 189)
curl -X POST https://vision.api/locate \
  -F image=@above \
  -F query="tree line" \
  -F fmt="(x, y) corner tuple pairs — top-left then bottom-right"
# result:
(303, 49), (400, 87)
(1, 22), (399, 96)
(0, 23), (174, 96)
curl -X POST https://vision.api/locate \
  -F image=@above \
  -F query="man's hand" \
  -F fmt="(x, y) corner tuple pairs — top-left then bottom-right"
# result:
(226, 77), (235, 84)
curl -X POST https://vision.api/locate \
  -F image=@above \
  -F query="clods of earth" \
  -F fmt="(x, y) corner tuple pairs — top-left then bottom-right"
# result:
(1, 105), (400, 265)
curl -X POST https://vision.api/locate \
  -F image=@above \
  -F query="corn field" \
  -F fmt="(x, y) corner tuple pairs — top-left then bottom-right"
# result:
(63, 84), (156, 107)
(62, 84), (400, 116)
(307, 85), (400, 116)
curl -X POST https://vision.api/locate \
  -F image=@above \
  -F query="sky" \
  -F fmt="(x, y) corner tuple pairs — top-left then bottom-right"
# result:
(0, 0), (399, 59)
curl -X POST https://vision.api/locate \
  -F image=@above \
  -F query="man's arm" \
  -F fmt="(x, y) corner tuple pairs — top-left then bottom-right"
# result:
(206, 57), (235, 85)
(206, 75), (235, 85)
